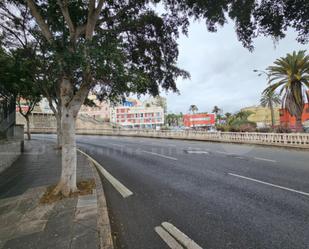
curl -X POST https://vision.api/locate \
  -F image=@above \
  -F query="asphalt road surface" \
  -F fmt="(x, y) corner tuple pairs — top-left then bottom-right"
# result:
(35, 134), (309, 249)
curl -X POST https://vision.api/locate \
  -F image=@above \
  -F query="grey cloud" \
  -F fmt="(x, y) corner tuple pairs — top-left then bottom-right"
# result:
(163, 21), (307, 114)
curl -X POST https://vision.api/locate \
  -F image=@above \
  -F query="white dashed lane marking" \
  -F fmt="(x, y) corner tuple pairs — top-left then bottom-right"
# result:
(141, 150), (178, 161)
(229, 173), (309, 197)
(155, 226), (184, 249)
(157, 222), (203, 249)
(254, 157), (277, 163)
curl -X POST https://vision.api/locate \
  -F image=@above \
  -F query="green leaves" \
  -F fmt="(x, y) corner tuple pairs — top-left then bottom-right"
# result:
(260, 91), (281, 108)
(1, 0), (308, 109)
(264, 50), (309, 118)
(0, 45), (42, 117)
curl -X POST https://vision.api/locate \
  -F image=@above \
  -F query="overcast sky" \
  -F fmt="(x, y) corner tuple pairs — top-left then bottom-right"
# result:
(160, 20), (307, 114)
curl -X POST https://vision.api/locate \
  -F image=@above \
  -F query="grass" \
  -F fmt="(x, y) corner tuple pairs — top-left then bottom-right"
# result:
(40, 179), (96, 204)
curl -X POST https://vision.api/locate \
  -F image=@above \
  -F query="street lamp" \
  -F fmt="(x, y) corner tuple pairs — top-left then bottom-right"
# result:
(253, 69), (270, 79)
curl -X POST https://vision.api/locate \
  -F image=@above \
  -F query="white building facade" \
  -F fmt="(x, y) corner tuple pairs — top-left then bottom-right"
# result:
(110, 105), (164, 129)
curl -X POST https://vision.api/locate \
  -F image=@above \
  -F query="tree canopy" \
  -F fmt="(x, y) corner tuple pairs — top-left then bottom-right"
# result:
(0, 0), (308, 99)
(263, 50), (309, 131)
(1, 0), (308, 195)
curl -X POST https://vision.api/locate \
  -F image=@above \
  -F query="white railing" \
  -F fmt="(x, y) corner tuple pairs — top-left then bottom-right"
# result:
(30, 128), (309, 148)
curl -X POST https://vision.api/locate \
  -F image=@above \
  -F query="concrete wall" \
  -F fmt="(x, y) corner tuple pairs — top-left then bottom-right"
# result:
(241, 106), (280, 127)
(0, 125), (24, 173)
(16, 112), (111, 130)
(0, 140), (22, 173)
(30, 128), (309, 149)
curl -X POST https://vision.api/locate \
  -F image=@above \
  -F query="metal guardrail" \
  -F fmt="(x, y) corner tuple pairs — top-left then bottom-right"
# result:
(30, 128), (309, 148)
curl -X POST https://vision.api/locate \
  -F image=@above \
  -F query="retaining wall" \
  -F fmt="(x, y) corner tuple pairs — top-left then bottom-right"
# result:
(30, 128), (309, 149)
(0, 140), (23, 173)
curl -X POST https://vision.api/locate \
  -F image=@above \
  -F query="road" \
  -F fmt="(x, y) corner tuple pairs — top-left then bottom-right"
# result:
(35, 134), (309, 249)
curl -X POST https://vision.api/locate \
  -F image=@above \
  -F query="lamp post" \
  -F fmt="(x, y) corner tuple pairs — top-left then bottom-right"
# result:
(254, 69), (276, 129)
(253, 69), (270, 79)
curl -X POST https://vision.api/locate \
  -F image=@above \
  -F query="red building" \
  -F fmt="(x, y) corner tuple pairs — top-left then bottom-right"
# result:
(280, 103), (309, 129)
(183, 113), (215, 128)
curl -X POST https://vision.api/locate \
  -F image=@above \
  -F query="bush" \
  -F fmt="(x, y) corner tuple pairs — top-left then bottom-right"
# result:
(274, 126), (292, 133)
(237, 123), (257, 132)
(256, 127), (272, 133)
(216, 124), (230, 132)
(229, 120), (257, 132)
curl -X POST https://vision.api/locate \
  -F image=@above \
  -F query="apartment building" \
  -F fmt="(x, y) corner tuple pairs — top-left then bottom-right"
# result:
(110, 105), (164, 129)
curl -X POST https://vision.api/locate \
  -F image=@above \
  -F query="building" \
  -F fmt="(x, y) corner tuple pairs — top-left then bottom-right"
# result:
(279, 103), (309, 129)
(143, 96), (167, 113)
(110, 105), (164, 129)
(79, 95), (110, 121)
(279, 90), (309, 129)
(183, 113), (215, 128)
(241, 105), (280, 128)
(37, 95), (111, 121)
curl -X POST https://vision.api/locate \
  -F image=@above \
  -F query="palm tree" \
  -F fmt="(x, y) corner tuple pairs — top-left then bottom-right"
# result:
(260, 91), (281, 128)
(212, 106), (221, 115)
(235, 110), (253, 121)
(263, 50), (309, 132)
(225, 112), (232, 119)
(212, 106), (221, 123)
(189, 105), (198, 114)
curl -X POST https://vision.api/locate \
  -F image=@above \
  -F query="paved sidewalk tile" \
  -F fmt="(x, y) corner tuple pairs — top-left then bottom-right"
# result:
(0, 139), (99, 249)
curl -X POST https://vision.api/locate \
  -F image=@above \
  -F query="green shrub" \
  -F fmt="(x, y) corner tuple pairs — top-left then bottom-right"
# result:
(256, 127), (272, 133)
(274, 126), (292, 133)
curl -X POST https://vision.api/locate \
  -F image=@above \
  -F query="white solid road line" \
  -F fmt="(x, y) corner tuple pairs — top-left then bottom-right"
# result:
(77, 149), (133, 198)
(254, 157), (277, 163)
(141, 150), (178, 161)
(229, 173), (309, 197)
(161, 222), (203, 249)
(155, 226), (184, 249)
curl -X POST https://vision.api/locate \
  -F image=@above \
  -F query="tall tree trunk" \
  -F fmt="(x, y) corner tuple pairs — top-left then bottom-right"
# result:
(270, 103), (275, 129)
(25, 115), (31, 140)
(55, 112), (62, 149)
(295, 116), (304, 132)
(58, 105), (77, 196)
(53, 77), (90, 197)
(53, 78), (78, 196)
(47, 97), (62, 149)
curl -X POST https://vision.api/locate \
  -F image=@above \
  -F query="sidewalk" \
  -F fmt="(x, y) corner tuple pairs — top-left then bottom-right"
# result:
(0, 139), (110, 249)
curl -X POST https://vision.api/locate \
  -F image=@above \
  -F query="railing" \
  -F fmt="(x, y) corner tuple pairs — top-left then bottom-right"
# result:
(30, 127), (309, 148)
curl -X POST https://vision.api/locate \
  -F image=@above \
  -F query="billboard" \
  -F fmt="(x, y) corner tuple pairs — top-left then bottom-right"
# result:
(183, 113), (215, 128)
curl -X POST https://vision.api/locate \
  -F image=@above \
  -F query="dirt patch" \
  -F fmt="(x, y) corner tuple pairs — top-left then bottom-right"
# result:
(40, 179), (96, 204)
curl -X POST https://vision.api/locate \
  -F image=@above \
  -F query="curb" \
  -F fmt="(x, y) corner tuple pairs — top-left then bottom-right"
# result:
(88, 159), (114, 249)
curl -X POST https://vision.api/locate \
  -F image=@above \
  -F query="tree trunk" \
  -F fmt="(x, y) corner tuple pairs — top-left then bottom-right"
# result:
(53, 78), (78, 196)
(53, 106), (78, 196)
(270, 103), (275, 129)
(55, 113), (62, 149)
(25, 115), (31, 140)
(57, 105), (77, 196)
(295, 116), (304, 132)
(47, 97), (62, 149)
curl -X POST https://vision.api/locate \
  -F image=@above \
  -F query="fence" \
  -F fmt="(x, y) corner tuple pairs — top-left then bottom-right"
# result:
(30, 127), (309, 149)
